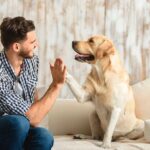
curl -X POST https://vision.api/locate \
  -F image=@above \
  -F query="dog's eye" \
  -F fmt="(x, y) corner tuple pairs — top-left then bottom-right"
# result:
(89, 39), (94, 44)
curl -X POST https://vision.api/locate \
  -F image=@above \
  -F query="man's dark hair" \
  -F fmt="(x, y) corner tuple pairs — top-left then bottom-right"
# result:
(0, 16), (35, 50)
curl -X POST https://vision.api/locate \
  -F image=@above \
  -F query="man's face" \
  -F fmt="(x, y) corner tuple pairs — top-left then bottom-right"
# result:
(19, 31), (38, 59)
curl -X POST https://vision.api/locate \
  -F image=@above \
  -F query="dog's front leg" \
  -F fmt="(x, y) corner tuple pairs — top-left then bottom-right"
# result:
(66, 72), (90, 103)
(101, 107), (121, 148)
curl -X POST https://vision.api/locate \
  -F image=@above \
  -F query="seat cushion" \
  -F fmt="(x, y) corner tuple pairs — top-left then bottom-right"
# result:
(52, 135), (150, 150)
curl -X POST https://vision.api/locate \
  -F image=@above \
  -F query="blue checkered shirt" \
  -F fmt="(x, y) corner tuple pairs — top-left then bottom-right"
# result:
(0, 50), (39, 117)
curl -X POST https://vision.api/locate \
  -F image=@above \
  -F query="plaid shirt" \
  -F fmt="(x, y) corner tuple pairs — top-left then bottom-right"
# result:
(0, 50), (39, 117)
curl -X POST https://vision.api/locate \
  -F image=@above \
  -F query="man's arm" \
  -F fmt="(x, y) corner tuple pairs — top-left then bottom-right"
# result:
(26, 58), (66, 127)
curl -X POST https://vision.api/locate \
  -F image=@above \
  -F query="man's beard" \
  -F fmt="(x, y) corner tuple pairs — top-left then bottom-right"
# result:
(19, 48), (34, 59)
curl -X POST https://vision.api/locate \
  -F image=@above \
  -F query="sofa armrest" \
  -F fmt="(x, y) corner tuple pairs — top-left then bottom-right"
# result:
(132, 78), (150, 120)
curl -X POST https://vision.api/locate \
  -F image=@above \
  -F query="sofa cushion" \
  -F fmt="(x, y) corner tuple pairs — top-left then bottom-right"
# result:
(52, 135), (150, 150)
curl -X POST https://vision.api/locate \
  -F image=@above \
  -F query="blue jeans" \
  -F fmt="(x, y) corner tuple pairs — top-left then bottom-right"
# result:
(0, 115), (54, 150)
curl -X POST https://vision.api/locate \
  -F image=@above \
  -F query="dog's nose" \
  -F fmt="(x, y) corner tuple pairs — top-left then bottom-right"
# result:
(72, 41), (78, 47)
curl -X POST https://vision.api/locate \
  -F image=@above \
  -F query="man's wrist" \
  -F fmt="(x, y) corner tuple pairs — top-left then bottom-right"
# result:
(50, 82), (63, 90)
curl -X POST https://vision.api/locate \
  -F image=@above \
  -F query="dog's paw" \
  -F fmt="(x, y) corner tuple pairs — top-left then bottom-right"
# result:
(65, 71), (73, 82)
(101, 142), (111, 149)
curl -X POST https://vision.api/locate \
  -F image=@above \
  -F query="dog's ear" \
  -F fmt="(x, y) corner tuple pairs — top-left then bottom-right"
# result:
(96, 40), (115, 59)
(96, 48), (105, 59)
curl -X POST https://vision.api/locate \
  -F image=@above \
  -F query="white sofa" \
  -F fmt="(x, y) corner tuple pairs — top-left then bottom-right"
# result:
(39, 78), (150, 150)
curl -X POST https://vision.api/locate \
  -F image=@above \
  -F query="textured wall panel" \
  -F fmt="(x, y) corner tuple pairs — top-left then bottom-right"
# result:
(0, 0), (150, 98)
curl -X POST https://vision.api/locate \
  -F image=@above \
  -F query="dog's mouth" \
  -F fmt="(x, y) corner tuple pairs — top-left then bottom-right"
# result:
(72, 41), (95, 62)
(75, 52), (95, 62)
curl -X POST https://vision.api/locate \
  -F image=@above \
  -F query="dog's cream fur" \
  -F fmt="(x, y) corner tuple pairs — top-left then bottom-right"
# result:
(66, 35), (144, 148)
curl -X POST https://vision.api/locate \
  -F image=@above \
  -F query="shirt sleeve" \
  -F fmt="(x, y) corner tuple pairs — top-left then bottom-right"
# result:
(0, 89), (32, 117)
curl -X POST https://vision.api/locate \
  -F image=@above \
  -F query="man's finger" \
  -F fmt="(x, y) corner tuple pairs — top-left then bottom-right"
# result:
(50, 64), (54, 71)
(54, 58), (62, 67)
(63, 66), (67, 75)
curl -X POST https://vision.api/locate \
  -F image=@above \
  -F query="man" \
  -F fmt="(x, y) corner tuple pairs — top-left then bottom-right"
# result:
(0, 16), (66, 150)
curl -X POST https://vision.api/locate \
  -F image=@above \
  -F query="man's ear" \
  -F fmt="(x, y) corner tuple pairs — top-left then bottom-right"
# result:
(12, 42), (20, 53)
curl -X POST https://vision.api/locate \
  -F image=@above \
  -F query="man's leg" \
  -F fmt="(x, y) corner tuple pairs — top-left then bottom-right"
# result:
(0, 115), (30, 150)
(24, 127), (54, 150)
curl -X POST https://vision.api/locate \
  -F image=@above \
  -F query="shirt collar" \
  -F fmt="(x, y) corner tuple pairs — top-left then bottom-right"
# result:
(1, 50), (26, 80)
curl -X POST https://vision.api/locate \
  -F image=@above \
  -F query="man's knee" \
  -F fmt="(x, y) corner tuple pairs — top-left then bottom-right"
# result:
(0, 115), (30, 149)
(0, 115), (30, 138)
(33, 127), (54, 148)
(43, 130), (54, 148)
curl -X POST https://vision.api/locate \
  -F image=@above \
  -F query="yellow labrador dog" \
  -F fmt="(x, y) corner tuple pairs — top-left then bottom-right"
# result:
(66, 35), (144, 148)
